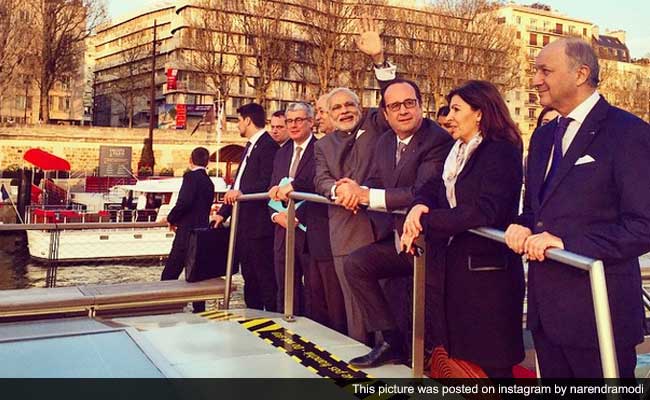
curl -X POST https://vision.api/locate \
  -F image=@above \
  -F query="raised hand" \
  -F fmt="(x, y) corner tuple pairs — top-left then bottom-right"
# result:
(355, 14), (384, 65)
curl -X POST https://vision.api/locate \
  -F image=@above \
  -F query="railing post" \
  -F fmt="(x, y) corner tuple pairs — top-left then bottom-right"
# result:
(589, 260), (619, 378)
(412, 236), (426, 378)
(284, 198), (296, 322)
(222, 201), (239, 310)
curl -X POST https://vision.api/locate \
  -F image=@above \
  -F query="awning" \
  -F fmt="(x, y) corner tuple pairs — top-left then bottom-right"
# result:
(23, 149), (71, 171)
(210, 144), (245, 163)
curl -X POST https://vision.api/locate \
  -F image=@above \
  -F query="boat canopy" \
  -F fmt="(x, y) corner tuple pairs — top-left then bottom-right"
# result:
(23, 148), (71, 171)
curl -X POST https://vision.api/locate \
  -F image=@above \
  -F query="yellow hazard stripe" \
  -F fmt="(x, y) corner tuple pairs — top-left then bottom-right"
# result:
(197, 315), (410, 399)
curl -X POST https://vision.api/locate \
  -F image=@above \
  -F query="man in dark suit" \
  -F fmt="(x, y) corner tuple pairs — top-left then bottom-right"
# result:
(505, 38), (650, 378)
(270, 110), (290, 147)
(313, 17), (398, 342)
(161, 147), (215, 312)
(338, 79), (452, 367)
(267, 102), (315, 313)
(214, 103), (279, 311)
(269, 101), (347, 333)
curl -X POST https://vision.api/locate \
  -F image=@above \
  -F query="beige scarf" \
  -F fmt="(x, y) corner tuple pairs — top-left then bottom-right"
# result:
(443, 133), (483, 208)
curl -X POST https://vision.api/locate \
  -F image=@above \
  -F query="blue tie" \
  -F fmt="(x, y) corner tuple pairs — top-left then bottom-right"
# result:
(539, 117), (572, 202)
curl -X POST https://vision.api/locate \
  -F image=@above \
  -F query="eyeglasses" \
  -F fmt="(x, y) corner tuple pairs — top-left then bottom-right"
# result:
(385, 98), (419, 112)
(285, 117), (311, 125)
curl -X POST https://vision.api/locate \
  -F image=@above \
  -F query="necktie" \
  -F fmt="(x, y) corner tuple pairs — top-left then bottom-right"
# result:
(539, 117), (572, 202)
(395, 141), (407, 166)
(240, 141), (251, 163)
(289, 146), (302, 178)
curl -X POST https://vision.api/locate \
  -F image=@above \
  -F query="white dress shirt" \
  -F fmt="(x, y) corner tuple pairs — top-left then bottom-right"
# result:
(545, 91), (600, 177)
(367, 134), (414, 210)
(234, 129), (266, 190)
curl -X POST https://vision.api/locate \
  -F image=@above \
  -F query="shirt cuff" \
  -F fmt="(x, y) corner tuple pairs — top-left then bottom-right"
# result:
(369, 188), (387, 210)
(374, 61), (396, 82)
(330, 184), (337, 200)
(271, 212), (279, 223)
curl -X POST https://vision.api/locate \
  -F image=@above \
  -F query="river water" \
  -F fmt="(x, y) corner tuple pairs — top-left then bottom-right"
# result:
(0, 232), (245, 308)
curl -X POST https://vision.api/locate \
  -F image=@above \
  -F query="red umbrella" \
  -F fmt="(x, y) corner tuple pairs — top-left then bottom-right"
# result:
(23, 148), (71, 171)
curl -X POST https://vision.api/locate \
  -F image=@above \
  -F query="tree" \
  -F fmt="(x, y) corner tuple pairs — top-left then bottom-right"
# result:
(296, 0), (358, 97)
(419, 0), (523, 108)
(235, 0), (292, 107)
(0, 1), (35, 119)
(108, 35), (151, 128)
(600, 60), (650, 122)
(34, 0), (106, 123)
(187, 0), (239, 103)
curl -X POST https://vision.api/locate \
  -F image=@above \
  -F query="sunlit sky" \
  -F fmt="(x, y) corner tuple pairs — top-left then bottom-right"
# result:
(107, 0), (650, 59)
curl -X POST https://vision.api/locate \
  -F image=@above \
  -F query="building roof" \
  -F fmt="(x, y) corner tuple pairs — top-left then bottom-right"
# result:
(98, 0), (176, 34)
(594, 35), (627, 51)
(504, 4), (593, 26)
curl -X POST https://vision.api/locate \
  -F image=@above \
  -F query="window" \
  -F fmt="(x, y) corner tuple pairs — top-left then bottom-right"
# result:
(528, 108), (536, 118)
(516, 31), (521, 39)
(15, 96), (26, 109)
(516, 16), (521, 24)
(529, 33), (537, 46)
(530, 18), (537, 29)
(583, 28), (587, 36)
(515, 91), (521, 100)
(64, 97), (71, 111)
(528, 93), (537, 104)
(515, 107), (521, 116)
(555, 23), (563, 34)
(543, 35), (550, 46)
(569, 26), (575, 35)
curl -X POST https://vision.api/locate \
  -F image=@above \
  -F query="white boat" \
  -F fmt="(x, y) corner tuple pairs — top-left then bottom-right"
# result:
(26, 177), (228, 262)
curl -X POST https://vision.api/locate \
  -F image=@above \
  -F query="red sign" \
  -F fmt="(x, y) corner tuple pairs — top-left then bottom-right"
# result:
(176, 104), (187, 129)
(166, 68), (178, 90)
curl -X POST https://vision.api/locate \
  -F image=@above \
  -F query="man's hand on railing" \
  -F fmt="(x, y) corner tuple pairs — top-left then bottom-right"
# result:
(271, 211), (299, 230)
(268, 185), (280, 201)
(277, 183), (294, 201)
(223, 189), (242, 205)
(334, 179), (362, 212)
(504, 224), (533, 255)
(524, 231), (564, 262)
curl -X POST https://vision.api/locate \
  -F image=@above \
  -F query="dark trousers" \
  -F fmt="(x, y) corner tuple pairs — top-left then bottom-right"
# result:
(304, 257), (347, 334)
(161, 228), (205, 312)
(274, 230), (308, 314)
(345, 238), (414, 333)
(532, 327), (637, 378)
(237, 235), (277, 312)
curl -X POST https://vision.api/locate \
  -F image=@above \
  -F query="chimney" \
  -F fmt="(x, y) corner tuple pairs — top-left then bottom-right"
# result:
(606, 29), (626, 44)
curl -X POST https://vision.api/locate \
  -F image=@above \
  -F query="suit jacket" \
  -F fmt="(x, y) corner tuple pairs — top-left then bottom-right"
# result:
(269, 137), (317, 255)
(365, 118), (452, 240)
(414, 139), (525, 368)
(167, 168), (214, 231)
(314, 106), (393, 256)
(518, 97), (650, 349)
(219, 132), (279, 239)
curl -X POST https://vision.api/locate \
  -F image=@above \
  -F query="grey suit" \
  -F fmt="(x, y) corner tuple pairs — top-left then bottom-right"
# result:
(313, 107), (391, 342)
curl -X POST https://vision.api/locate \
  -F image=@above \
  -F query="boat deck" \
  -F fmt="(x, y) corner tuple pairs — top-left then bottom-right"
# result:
(0, 309), (414, 379)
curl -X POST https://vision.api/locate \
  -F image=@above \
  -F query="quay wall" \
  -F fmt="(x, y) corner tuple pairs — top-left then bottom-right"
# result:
(0, 125), (244, 175)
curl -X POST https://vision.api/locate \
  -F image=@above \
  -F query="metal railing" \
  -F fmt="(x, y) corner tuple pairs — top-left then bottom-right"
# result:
(220, 191), (620, 379)
(469, 227), (619, 379)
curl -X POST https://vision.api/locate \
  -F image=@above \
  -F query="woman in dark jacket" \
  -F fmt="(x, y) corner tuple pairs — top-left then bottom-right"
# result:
(401, 80), (525, 378)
